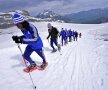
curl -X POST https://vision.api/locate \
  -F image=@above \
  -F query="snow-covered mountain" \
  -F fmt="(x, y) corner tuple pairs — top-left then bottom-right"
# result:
(0, 22), (108, 90)
(63, 7), (108, 23)
(36, 7), (108, 24)
(36, 10), (64, 22)
(0, 10), (64, 29)
(0, 10), (41, 29)
(36, 10), (60, 19)
(0, 10), (31, 29)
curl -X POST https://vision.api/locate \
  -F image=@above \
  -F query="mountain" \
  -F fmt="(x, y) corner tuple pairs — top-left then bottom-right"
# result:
(36, 10), (64, 22)
(63, 7), (108, 24)
(0, 10), (65, 29)
(35, 7), (108, 24)
(1, 7), (108, 29)
(0, 10), (32, 29)
(36, 10), (59, 19)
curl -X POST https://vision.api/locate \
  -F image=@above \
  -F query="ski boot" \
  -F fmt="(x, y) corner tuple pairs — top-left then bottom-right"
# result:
(51, 48), (57, 53)
(24, 62), (37, 73)
(57, 44), (61, 52)
(37, 62), (48, 70)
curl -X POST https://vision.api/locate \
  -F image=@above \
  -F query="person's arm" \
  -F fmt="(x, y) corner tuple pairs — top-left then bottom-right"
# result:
(47, 29), (51, 39)
(22, 25), (38, 44)
(55, 28), (60, 37)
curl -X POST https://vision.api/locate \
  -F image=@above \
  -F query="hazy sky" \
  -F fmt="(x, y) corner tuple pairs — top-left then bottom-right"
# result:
(0, 0), (108, 16)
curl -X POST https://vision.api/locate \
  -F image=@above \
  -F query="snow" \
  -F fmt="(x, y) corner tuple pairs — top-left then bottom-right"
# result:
(0, 22), (108, 90)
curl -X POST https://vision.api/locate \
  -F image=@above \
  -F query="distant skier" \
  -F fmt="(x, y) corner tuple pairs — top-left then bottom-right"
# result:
(12, 13), (47, 71)
(65, 28), (68, 44)
(60, 28), (66, 46)
(71, 30), (74, 41)
(68, 29), (72, 42)
(79, 32), (82, 38)
(47, 23), (61, 52)
(74, 31), (78, 41)
(73, 30), (75, 41)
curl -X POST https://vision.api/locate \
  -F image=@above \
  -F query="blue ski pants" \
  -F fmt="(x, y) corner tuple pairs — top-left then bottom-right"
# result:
(24, 45), (46, 64)
(61, 37), (66, 46)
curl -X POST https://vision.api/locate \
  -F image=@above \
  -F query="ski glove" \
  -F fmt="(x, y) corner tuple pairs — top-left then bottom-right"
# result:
(12, 36), (22, 44)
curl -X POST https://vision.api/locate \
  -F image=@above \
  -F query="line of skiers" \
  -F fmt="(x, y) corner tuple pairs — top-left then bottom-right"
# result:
(46, 23), (82, 51)
(60, 28), (79, 46)
(47, 23), (61, 52)
(11, 13), (82, 70)
(60, 28), (82, 46)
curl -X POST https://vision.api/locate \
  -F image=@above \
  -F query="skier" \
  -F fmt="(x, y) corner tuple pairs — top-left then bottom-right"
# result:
(65, 28), (68, 44)
(79, 32), (82, 38)
(71, 30), (74, 41)
(12, 13), (47, 71)
(47, 23), (61, 52)
(68, 29), (72, 42)
(73, 30), (75, 41)
(74, 31), (78, 41)
(60, 28), (66, 46)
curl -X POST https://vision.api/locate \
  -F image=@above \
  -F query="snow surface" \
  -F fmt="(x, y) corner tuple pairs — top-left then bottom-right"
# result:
(0, 22), (108, 90)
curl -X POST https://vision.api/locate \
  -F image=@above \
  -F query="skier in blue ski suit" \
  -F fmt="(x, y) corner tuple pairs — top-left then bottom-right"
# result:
(65, 29), (68, 44)
(60, 28), (66, 46)
(12, 13), (47, 69)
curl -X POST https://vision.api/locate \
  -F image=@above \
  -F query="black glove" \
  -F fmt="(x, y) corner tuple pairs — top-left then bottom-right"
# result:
(12, 36), (22, 43)
(47, 36), (49, 39)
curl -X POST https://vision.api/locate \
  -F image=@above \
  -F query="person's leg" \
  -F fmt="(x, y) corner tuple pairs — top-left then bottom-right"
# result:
(66, 37), (68, 44)
(54, 38), (61, 51)
(74, 36), (75, 41)
(62, 37), (63, 46)
(70, 36), (72, 42)
(35, 48), (47, 68)
(64, 37), (66, 45)
(76, 37), (78, 41)
(53, 38), (58, 46)
(63, 38), (65, 45)
(69, 37), (70, 42)
(24, 45), (34, 64)
(34, 48), (46, 63)
(50, 39), (55, 50)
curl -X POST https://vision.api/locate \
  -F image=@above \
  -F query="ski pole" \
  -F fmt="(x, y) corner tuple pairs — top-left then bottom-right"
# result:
(16, 43), (26, 65)
(11, 36), (37, 89)
(16, 44), (36, 89)
(16, 44), (37, 89)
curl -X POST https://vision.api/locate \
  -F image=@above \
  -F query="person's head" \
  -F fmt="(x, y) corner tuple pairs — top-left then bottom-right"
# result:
(61, 28), (64, 31)
(12, 13), (30, 31)
(47, 23), (52, 30)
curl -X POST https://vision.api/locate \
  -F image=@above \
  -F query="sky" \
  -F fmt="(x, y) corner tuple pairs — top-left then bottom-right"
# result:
(0, 0), (108, 16)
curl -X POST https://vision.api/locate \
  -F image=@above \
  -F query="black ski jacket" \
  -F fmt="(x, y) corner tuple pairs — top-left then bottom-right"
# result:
(47, 26), (59, 39)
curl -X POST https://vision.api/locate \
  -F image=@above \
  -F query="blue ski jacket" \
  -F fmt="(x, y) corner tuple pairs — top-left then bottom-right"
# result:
(60, 30), (66, 38)
(68, 30), (72, 37)
(21, 24), (43, 49)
